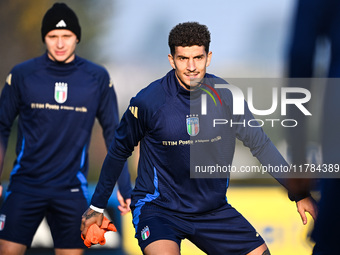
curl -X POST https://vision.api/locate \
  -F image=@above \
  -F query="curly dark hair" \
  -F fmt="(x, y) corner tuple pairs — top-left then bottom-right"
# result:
(168, 22), (211, 55)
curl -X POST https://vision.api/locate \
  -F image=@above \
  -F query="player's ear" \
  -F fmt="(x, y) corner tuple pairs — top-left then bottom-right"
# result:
(168, 54), (176, 69)
(206, 51), (212, 67)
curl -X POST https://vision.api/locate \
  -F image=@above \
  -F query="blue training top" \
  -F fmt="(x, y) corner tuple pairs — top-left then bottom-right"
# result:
(0, 53), (131, 200)
(91, 69), (290, 214)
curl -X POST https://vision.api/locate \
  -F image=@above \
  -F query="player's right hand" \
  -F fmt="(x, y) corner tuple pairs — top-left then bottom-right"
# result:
(80, 208), (104, 238)
(117, 189), (131, 215)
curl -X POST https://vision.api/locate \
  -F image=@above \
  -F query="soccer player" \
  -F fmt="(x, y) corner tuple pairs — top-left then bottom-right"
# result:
(81, 22), (317, 255)
(0, 3), (131, 255)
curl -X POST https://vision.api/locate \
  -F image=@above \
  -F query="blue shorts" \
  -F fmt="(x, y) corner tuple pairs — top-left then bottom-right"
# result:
(0, 192), (88, 248)
(134, 203), (265, 254)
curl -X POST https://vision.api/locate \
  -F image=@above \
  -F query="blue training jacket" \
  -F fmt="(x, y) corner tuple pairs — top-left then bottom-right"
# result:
(91, 69), (291, 215)
(0, 53), (131, 200)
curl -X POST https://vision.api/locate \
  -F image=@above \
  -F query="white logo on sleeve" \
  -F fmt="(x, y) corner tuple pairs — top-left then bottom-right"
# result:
(6, 73), (12, 86)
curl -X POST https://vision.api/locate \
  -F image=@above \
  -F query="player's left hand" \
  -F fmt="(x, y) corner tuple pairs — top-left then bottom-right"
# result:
(81, 216), (117, 248)
(117, 189), (131, 215)
(296, 196), (318, 225)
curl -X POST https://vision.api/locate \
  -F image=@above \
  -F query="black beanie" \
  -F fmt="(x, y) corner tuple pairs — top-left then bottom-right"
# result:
(41, 3), (81, 42)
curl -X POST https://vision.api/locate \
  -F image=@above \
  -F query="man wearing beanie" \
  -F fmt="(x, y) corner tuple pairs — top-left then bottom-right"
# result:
(0, 3), (132, 255)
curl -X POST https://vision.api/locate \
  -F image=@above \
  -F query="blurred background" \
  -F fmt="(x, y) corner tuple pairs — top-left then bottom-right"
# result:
(0, 0), (326, 254)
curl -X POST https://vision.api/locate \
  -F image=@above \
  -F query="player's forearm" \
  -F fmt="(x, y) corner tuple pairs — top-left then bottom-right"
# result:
(90, 150), (127, 209)
(117, 162), (133, 199)
(256, 140), (310, 201)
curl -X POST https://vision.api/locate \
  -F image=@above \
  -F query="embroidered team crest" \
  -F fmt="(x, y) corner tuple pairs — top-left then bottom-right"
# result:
(186, 115), (199, 136)
(0, 214), (6, 231)
(54, 82), (68, 104)
(141, 226), (150, 240)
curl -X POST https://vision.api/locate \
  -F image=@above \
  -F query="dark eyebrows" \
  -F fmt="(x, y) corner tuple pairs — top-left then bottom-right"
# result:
(194, 54), (205, 59)
(176, 55), (188, 59)
(176, 54), (205, 59)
